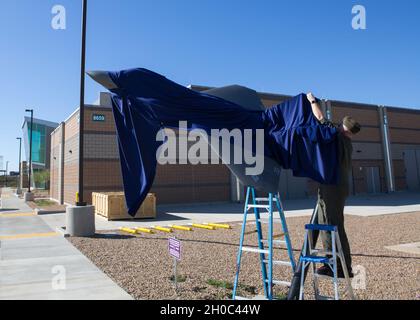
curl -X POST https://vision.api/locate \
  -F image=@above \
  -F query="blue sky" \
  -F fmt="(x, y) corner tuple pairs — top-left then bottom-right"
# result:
(0, 0), (419, 171)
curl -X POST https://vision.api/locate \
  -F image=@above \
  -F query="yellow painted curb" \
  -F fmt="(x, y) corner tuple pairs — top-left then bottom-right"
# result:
(191, 223), (215, 230)
(170, 225), (193, 231)
(135, 227), (154, 234)
(205, 223), (232, 229)
(0, 232), (59, 240)
(0, 212), (36, 218)
(119, 227), (137, 234)
(152, 226), (173, 233)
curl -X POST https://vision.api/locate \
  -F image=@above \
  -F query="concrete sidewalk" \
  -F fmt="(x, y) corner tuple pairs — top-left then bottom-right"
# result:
(0, 188), (132, 300)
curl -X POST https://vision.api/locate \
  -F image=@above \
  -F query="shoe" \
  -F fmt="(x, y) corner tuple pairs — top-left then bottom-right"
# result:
(316, 265), (354, 278)
(316, 265), (333, 277)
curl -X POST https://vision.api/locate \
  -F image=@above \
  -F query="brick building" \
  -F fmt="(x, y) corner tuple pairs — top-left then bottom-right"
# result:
(50, 90), (420, 206)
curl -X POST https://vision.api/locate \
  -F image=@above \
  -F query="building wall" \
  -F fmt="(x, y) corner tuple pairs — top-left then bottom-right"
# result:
(82, 107), (119, 204)
(62, 111), (79, 204)
(387, 107), (420, 190)
(50, 123), (65, 203)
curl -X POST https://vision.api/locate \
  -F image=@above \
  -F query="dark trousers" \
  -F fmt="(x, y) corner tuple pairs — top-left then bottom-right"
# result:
(317, 186), (352, 271)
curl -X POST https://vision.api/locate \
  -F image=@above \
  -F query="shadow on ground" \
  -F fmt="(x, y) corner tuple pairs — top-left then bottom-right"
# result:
(0, 208), (20, 212)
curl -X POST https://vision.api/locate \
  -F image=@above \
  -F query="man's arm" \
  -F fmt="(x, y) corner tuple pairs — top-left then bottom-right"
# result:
(306, 92), (325, 122)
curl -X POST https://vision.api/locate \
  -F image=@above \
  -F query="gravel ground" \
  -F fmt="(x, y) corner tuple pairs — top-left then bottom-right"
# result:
(68, 212), (420, 300)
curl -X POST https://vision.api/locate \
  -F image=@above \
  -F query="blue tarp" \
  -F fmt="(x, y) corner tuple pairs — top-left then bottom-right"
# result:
(107, 68), (339, 215)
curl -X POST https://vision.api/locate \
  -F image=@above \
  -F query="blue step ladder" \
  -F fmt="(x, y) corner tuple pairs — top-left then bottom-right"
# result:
(232, 186), (296, 300)
(299, 224), (355, 300)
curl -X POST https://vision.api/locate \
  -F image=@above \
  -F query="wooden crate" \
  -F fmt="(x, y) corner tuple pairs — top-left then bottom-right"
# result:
(92, 192), (156, 221)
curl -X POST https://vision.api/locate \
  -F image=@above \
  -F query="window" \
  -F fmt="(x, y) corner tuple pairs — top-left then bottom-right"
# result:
(28, 123), (46, 165)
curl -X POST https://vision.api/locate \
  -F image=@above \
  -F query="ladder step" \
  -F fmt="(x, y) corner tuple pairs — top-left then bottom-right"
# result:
(247, 204), (270, 209)
(266, 279), (291, 287)
(255, 198), (278, 202)
(261, 239), (286, 245)
(234, 296), (249, 300)
(263, 259), (292, 267)
(301, 255), (330, 264)
(241, 247), (269, 254)
(258, 220), (282, 224)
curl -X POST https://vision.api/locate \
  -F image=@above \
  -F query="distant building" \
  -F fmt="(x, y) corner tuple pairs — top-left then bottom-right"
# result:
(22, 117), (58, 189)
(50, 90), (420, 206)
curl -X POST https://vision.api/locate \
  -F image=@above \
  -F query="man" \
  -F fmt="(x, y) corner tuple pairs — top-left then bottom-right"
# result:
(306, 92), (361, 278)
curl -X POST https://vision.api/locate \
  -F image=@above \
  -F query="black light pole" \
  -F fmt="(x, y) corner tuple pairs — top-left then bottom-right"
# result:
(66, 0), (94, 237)
(16, 137), (22, 193)
(77, 0), (88, 206)
(25, 109), (34, 193)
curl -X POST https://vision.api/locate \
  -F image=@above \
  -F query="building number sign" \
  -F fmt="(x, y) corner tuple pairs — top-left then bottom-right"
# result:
(92, 114), (105, 122)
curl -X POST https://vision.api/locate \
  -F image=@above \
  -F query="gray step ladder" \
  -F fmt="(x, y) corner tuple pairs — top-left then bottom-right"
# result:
(232, 186), (296, 300)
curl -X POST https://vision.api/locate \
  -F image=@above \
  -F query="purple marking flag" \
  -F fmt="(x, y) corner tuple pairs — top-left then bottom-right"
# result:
(168, 237), (181, 260)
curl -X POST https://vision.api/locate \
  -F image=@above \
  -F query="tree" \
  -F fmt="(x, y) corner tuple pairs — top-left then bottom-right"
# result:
(33, 169), (50, 189)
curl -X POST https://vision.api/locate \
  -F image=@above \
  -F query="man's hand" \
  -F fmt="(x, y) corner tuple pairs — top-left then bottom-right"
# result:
(307, 92), (316, 103)
(307, 92), (324, 121)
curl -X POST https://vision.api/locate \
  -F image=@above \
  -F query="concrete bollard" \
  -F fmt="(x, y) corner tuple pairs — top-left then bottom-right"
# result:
(24, 192), (35, 202)
(66, 205), (95, 237)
